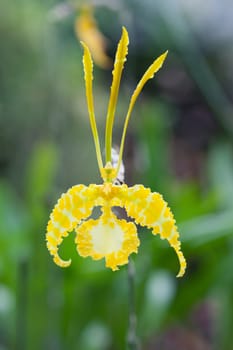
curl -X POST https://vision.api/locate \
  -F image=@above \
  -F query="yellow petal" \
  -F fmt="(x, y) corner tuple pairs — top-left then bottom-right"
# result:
(46, 185), (96, 267)
(117, 51), (168, 175)
(124, 185), (186, 277)
(105, 27), (129, 163)
(81, 41), (103, 171)
(75, 208), (139, 271)
(47, 182), (185, 276)
(75, 6), (112, 69)
(129, 51), (168, 107)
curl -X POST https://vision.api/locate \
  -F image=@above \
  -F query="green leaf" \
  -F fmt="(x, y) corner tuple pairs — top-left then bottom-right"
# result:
(180, 210), (233, 245)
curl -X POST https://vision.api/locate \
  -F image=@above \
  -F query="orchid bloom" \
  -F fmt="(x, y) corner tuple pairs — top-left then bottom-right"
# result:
(46, 27), (186, 277)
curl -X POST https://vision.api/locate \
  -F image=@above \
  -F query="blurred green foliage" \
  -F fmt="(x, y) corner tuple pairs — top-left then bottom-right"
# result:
(1, 1), (233, 350)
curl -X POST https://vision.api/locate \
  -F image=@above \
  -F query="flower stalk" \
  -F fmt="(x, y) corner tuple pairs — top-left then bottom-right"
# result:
(127, 258), (140, 350)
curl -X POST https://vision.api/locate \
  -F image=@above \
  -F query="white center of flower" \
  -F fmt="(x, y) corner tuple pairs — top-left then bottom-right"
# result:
(90, 219), (124, 255)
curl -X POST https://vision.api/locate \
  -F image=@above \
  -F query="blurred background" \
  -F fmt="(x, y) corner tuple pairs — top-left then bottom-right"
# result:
(1, 0), (233, 349)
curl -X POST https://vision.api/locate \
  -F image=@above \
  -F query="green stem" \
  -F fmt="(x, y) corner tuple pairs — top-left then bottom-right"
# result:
(127, 258), (140, 350)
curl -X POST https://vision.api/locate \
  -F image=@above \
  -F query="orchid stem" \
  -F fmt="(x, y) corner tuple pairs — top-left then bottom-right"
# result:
(127, 257), (140, 350)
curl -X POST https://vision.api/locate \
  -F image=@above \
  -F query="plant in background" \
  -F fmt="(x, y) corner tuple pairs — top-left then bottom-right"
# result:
(46, 27), (186, 277)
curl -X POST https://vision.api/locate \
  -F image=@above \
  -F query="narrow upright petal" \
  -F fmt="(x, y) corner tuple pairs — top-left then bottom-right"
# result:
(105, 27), (129, 163)
(117, 51), (168, 174)
(81, 42), (103, 171)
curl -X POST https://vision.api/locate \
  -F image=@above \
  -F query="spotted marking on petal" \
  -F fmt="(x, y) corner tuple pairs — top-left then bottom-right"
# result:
(124, 185), (186, 277)
(75, 209), (139, 271)
(46, 184), (96, 267)
(46, 183), (186, 276)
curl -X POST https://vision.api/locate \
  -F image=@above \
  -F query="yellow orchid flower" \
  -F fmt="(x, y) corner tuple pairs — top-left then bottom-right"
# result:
(46, 27), (186, 277)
